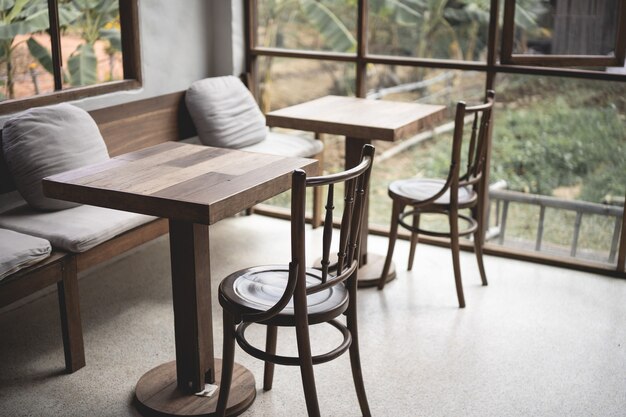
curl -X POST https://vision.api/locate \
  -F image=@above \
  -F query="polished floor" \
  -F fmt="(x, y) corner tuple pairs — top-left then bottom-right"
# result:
(1, 214), (625, 417)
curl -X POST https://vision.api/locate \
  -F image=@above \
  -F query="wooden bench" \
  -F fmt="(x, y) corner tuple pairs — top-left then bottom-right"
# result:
(0, 91), (195, 373)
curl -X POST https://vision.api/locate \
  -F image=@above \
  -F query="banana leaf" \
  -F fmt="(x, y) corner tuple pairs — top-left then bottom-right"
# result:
(5, 0), (28, 22)
(0, 0), (16, 13)
(59, 5), (83, 26)
(26, 36), (52, 73)
(95, 0), (118, 16)
(27, 36), (70, 83)
(68, 42), (97, 86)
(72, 0), (101, 10)
(0, 8), (48, 39)
(299, 0), (356, 52)
(99, 28), (120, 51)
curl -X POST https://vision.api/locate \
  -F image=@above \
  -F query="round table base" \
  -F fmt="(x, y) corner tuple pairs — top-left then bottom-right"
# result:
(135, 360), (256, 417)
(357, 253), (396, 288)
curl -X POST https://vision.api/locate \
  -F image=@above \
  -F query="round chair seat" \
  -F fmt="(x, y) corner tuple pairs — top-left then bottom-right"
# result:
(389, 178), (477, 206)
(219, 265), (349, 326)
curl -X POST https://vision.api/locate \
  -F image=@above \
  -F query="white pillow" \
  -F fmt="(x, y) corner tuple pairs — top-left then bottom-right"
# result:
(185, 76), (267, 149)
(2, 103), (110, 211)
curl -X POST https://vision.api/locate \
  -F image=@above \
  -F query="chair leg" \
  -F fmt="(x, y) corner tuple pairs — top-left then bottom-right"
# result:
(472, 206), (489, 286)
(473, 230), (489, 286)
(263, 325), (278, 391)
(216, 311), (237, 417)
(347, 276), (372, 417)
(57, 257), (85, 373)
(449, 211), (466, 308)
(295, 319), (320, 417)
(407, 212), (420, 271)
(379, 199), (403, 290)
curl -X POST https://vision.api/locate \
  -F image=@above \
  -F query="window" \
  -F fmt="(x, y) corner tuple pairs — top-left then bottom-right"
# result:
(501, 0), (626, 67)
(245, 0), (626, 275)
(0, 0), (140, 114)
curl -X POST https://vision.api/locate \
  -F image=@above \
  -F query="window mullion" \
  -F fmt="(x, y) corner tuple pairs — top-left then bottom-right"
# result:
(47, 0), (63, 91)
(615, 5), (626, 66)
(355, 0), (367, 98)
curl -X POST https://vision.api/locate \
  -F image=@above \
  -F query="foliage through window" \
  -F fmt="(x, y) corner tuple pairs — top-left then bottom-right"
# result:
(246, 0), (626, 271)
(0, 0), (139, 108)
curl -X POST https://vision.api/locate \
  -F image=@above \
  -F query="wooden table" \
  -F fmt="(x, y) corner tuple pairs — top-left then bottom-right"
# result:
(267, 95), (446, 286)
(43, 142), (318, 417)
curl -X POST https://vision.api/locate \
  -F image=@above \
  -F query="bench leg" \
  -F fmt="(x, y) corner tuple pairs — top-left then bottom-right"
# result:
(57, 257), (85, 373)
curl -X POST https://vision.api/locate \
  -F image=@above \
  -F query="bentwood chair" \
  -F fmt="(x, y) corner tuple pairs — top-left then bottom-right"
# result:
(216, 145), (375, 417)
(379, 91), (496, 308)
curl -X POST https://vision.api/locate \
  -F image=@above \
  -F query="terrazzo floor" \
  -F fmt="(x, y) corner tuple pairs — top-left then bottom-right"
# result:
(1, 214), (625, 417)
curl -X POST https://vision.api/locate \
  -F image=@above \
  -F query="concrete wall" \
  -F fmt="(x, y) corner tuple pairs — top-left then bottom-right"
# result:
(75, 0), (246, 111)
(75, 0), (213, 111)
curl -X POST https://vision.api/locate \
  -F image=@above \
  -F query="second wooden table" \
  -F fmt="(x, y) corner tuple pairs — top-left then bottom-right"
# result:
(267, 95), (446, 286)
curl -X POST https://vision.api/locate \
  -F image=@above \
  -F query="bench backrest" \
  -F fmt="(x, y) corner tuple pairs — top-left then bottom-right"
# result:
(0, 91), (196, 194)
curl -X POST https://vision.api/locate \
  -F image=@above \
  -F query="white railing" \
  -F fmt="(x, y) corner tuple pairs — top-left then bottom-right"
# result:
(488, 183), (624, 264)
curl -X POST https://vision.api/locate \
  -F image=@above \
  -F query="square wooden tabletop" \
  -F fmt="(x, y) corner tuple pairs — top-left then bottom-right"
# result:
(43, 142), (319, 225)
(266, 95), (447, 141)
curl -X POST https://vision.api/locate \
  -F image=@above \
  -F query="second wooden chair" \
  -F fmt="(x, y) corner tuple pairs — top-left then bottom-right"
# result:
(379, 91), (496, 308)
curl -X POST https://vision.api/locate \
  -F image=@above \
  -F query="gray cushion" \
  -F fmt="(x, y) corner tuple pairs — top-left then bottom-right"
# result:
(0, 228), (51, 281)
(242, 131), (324, 158)
(185, 76), (267, 148)
(2, 103), (109, 211)
(0, 191), (27, 215)
(0, 202), (156, 253)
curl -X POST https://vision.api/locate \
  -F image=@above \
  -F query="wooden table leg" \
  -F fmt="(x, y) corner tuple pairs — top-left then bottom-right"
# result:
(135, 220), (256, 417)
(345, 137), (397, 287)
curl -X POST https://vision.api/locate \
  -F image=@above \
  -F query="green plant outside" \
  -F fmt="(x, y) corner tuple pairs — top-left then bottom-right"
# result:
(0, 0), (120, 100)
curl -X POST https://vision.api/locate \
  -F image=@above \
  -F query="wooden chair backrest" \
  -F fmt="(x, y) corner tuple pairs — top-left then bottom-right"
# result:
(452, 90), (496, 191)
(0, 91), (196, 194)
(242, 145), (375, 323)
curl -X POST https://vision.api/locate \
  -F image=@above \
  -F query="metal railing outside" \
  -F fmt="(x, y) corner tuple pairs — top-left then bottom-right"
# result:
(488, 182), (624, 264)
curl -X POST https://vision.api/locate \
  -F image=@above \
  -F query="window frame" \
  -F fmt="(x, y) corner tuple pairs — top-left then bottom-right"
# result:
(0, 0), (141, 115)
(500, 0), (626, 67)
(245, 0), (626, 277)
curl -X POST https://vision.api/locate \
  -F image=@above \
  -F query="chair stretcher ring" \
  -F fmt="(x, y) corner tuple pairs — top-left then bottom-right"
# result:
(235, 319), (352, 366)
(398, 209), (478, 237)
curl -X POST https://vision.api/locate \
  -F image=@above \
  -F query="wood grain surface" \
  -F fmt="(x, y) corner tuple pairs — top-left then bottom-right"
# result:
(135, 360), (256, 417)
(43, 142), (318, 225)
(266, 95), (446, 141)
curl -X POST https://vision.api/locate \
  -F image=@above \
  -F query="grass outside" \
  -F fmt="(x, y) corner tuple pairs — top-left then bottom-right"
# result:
(260, 69), (625, 266)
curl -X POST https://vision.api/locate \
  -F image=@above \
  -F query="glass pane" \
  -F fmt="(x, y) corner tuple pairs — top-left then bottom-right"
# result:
(0, 0), (54, 101)
(367, 0), (489, 61)
(257, 56), (355, 112)
(257, 0), (356, 52)
(511, 0), (619, 57)
(488, 74), (626, 265)
(258, 56), (355, 210)
(60, 0), (123, 88)
(366, 65), (485, 106)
